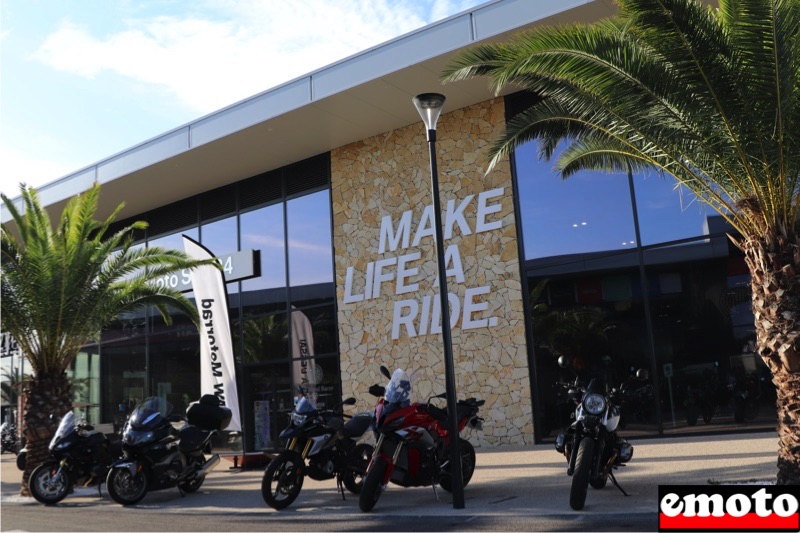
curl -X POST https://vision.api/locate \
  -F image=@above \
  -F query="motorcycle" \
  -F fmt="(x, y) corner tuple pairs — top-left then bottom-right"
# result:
(106, 395), (231, 505)
(554, 356), (634, 511)
(1, 420), (18, 454)
(28, 411), (122, 505)
(260, 389), (374, 509)
(359, 366), (484, 513)
(617, 368), (653, 429)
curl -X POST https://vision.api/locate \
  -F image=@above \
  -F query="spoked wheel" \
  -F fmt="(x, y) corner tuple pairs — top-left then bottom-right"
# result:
(342, 443), (373, 494)
(439, 439), (476, 492)
(359, 456), (388, 512)
(261, 451), (305, 510)
(569, 438), (594, 511)
(107, 466), (148, 505)
(29, 462), (72, 505)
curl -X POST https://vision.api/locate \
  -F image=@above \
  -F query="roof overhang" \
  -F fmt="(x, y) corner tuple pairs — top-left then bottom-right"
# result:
(1, 0), (617, 225)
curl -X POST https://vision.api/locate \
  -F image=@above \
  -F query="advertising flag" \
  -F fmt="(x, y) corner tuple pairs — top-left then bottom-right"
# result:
(183, 235), (242, 431)
(291, 308), (318, 403)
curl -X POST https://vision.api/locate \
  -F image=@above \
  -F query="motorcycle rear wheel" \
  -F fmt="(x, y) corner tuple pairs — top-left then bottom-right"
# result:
(439, 439), (476, 492)
(261, 451), (305, 510)
(179, 456), (206, 493)
(342, 443), (373, 495)
(359, 456), (388, 512)
(569, 438), (594, 511)
(29, 462), (72, 505)
(107, 467), (148, 505)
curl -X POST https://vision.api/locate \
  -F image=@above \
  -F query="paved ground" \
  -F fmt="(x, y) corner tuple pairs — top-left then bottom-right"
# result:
(0, 430), (779, 531)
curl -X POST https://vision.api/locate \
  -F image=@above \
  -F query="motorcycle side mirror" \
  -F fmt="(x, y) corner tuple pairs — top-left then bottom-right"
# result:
(297, 385), (306, 396)
(369, 384), (386, 397)
(636, 369), (649, 380)
(342, 397), (356, 406)
(557, 356), (569, 369)
(380, 366), (392, 379)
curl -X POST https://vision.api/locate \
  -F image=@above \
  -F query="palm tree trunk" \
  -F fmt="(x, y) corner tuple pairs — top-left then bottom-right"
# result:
(20, 373), (72, 496)
(740, 224), (800, 485)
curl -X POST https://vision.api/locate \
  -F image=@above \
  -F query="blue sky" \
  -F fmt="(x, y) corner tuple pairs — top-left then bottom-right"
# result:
(0, 0), (485, 198)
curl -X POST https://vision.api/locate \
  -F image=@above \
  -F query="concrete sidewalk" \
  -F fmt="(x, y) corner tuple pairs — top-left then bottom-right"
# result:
(0, 431), (778, 520)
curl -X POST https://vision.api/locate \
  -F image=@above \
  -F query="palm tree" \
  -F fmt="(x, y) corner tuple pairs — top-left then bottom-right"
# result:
(443, 0), (799, 483)
(1, 183), (216, 495)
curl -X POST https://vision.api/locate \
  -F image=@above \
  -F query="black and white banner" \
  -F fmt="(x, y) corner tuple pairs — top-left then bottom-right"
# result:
(183, 236), (242, 432)
(291, 308), (318, 402)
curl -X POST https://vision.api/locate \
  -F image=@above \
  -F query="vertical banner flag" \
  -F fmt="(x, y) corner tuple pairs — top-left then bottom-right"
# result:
(183, 236), (242, 431)
(291, 308), (318, 403)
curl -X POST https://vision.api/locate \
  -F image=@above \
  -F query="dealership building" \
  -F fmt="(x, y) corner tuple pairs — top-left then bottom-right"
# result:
(1, 0), (775, 452)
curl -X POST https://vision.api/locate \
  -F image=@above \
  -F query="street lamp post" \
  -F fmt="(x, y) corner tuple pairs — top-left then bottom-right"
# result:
(412, 92), (465, 509)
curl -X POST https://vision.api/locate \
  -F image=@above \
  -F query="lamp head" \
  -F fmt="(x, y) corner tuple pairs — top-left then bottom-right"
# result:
(413, 93), (446, 132)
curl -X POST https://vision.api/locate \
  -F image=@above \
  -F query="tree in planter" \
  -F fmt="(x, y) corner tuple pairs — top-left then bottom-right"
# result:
(444, 0), (799, 483)
(1, 183), (216, 495)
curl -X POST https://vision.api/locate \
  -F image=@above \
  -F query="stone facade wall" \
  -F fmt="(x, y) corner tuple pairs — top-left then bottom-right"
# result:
(330, 97), (533, 447)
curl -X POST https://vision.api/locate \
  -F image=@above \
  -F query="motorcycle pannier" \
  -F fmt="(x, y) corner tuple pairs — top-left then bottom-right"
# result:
(186, 395), (232, 431)
(178, 425), (205, 453)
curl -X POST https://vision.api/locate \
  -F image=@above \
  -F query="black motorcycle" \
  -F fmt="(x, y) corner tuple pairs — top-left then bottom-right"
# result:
(617, 368), (653, 429)
(106, 395), (231, 505)
(1, 420), (18, 454)
(28, 412), (121, 505)
(261, 390), (374, 510)
(554, 356), (635, 511)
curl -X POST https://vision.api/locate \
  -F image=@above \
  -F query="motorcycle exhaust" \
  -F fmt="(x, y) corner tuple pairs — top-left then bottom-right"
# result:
(196, 454), (221, 477)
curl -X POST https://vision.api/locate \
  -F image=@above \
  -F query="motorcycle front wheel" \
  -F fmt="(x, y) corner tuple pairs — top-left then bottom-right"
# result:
(107, 466), (148, 505)
(261, 451), (305, 510)
(359, 456), (388, 512)
(570, 438), (594, 511)
(342, 443), (373, 495)
(439, 438), (476, 492)
(29, 462), (72, 505)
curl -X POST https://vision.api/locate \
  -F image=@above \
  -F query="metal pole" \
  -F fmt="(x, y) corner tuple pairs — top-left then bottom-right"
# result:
(627, 165), (663, 434)
(425, 127), (465, 509)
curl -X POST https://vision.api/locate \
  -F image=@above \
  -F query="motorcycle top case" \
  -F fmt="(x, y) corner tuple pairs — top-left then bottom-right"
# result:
(186, 395), (232, 431)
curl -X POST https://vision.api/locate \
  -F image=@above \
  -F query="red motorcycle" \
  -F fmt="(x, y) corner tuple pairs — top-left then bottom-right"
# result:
(358, 366), (484, 512)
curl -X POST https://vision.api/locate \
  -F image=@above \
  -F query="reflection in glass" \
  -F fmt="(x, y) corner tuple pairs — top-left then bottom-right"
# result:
(515, 143), (635, 259)
(241, 205), (286, 316)
(287, 191), (334, 289)
(239, 313), (289, 363)
(201, 216), (238, 258)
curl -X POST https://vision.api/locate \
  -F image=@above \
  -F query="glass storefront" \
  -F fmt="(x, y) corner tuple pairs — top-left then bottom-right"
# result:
(510, 92), (776, 441)
(56, 153), (342, 453)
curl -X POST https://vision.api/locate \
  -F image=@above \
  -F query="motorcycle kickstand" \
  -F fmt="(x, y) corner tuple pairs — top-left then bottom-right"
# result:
(336, 476), (346, 501)
(431, 482), (440, 502)
(608, 470), (630, 497)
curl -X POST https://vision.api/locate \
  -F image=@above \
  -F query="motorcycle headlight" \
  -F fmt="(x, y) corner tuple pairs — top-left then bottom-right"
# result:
(54, 441), (70, 450)
(583, 393), (606, 415)
(123, 429), (154, 446)
(290, 412), (307, 426)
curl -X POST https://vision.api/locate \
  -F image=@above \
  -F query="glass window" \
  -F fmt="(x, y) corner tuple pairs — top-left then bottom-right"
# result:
(633, 173), (713, 246)
(245, 362), (292, 450)
(514, 143), (636, 259)
(148, 292), (201, 416)
(100, 340), (146, 431)
(287, 191), (334, 300)
(240, 313), (289, 363)
(201, 215), (238, 257)
(240, 204), (287, 316)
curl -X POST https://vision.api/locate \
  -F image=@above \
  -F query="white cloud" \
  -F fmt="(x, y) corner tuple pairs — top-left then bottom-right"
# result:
(31, 0), (469, 115)
(0, 141), (78, 199)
